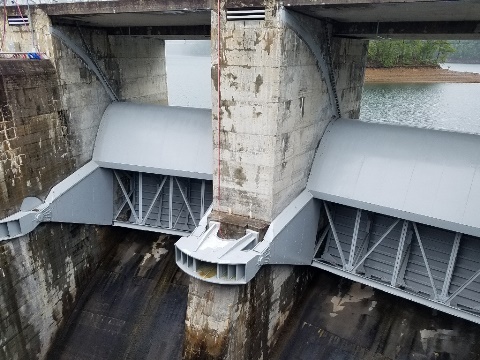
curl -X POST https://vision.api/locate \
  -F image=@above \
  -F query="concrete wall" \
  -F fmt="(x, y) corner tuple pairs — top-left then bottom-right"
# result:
(5, 8), (168, 167)
(0, 224), (113, 360)
(275, 270), (480, 359)
(213, 2), (367, 222)
(184, 265), (313, 360)
(0, 9), (169, 360)
(52, 26), (168, 167)
(0, 60), (73, 218)
(0, 59), (114, 360)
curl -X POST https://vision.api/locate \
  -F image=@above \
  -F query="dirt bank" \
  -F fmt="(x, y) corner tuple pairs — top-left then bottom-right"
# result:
(365, 66), (480, 83)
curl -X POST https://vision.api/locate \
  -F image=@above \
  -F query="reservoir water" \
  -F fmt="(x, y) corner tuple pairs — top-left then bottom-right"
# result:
(165, 41), (480, 135)
(360, 64), (480, 134)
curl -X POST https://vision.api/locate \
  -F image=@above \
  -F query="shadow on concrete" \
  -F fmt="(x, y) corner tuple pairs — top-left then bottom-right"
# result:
(274, 270), (480, 360)
(48, 230), (188, 360)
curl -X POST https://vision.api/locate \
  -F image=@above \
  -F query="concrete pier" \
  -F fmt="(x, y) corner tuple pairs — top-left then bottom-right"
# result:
(182, 2), (367, 358)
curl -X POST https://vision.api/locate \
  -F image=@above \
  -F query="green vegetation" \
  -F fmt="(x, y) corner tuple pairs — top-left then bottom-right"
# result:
(447, 41), (480, 63)
(367, 40), (455, 68)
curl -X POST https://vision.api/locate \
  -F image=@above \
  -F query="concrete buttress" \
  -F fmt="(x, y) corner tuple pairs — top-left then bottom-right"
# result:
(184, 1), (368, 358)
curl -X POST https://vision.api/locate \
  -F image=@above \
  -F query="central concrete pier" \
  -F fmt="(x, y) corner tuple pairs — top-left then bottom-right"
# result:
(183, 2), (367, 358)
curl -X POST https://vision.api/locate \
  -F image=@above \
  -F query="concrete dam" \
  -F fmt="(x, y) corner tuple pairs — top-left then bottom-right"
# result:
(2, 0), (480, 359)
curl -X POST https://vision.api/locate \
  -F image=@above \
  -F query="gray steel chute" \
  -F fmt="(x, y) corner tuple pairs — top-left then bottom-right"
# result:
(93, 102), (213, 180)
(0, 103), (214, 240)
(305, 119), (480, 323)
(0, 161), (114, 241)
(307, 119), (480, 237)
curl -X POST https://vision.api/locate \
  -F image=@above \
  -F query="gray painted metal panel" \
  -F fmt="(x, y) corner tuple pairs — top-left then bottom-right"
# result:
(93, 102), (213, 180)
(0, 161), (113, 240)
(308, 119), (480, 237)
(263, 190), (321, 265)
(47, 165), (114, 225)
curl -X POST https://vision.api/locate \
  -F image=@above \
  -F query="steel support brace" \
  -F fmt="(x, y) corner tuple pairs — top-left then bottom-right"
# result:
(352, 219), (400, 273)
(200, 180), (205, 219)
(142, 176), (167, 226)
(447, 268), (480, 304)
(114, 171), (139, 223)
(175, 177), (198, 227)
(323, 201), (346, 268)
(138, 173), (143, 223)
(391, 221), (409, 286)
(114, 189), (133, 220)
(314, 226), (330, 258)
(413, 222), (439, 300)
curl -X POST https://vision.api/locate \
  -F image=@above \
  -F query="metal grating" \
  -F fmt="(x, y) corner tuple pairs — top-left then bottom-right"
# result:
(314, 201), (480, 323)
(226, 8), (265, 21)
(113, 170), (213, 235)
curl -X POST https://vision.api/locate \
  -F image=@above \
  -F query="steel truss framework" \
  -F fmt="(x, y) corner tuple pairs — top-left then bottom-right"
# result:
(313, 201), (480, 324)
(113, 170), (213, 236)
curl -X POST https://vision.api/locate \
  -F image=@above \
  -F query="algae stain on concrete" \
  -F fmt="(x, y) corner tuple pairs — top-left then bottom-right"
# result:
(234, 167), (247, 187)
(255, 74), (263, 94)
(329, 282), (374, 317)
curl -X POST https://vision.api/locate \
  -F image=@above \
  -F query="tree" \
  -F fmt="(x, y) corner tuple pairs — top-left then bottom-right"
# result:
(367, 40), (456, 68)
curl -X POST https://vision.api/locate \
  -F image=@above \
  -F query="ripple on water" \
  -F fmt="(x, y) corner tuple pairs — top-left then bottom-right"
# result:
(360, 82), (480, 135)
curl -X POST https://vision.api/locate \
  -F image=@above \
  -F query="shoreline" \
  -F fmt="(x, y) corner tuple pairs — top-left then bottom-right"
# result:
(365, 66), (480, 83)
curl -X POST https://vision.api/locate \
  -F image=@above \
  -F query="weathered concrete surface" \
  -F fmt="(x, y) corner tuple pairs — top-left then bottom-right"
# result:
(0, 224), (114, 360)
(0, 60), (73, 218)
(184, 265), (313, 360)
(1, 15), (169, 359)
(212, 1), (367, 222)
(48, 232), (188, 360)
(274, 270), (480, 360)
(51, 25), (168, 166)
(5, 9), (168, 167)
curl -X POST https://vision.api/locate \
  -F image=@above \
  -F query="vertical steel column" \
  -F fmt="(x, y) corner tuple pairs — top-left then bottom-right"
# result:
(138, 172), (143, 224)
(169, 176), (173, 229)
(156, 192), (164, 227)
(391, 220), (409, 286)
(441, 232), (462, 301)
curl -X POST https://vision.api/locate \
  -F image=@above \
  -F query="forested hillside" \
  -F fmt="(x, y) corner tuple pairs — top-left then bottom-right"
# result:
(367, 40), (455, 67)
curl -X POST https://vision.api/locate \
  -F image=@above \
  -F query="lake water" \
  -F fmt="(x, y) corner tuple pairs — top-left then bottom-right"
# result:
(360, 64), (480, 135)
(165, 41), (480, 136)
